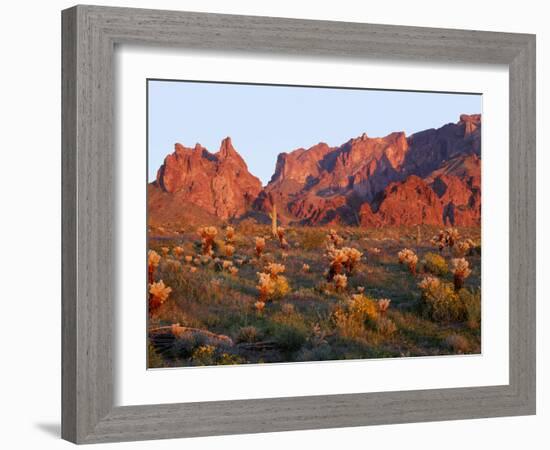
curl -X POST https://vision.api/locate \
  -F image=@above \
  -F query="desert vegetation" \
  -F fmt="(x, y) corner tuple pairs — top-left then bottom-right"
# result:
(147, 223), (481, 367)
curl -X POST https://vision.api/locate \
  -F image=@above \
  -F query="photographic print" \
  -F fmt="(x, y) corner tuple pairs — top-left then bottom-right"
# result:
(147, 80), (482, 368)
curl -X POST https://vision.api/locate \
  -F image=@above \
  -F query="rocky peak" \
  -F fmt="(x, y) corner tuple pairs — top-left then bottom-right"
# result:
(259, 130), (412, 224)
(154, 137), (262, 219)
(460, 114), (481, 137)
(218, 136), (238, 159)
(269, 142), (333, 186)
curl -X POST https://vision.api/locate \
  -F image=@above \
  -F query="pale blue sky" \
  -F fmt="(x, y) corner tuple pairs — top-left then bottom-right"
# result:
(148, 80), (481, 185)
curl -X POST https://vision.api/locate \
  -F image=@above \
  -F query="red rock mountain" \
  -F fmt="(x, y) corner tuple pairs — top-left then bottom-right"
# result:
(149, 115), (481, 228)
(151, 137), (262, 221)
(361, 175), (444, 227)
(255, 114), (481, 227)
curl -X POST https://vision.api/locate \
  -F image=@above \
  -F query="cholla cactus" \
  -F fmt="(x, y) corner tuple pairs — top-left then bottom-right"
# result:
(398, 248), (415, 264)
(357, 286), (365, 293)
(431, 227), (461, 252)
(333, 273), (348, 292)
(370, 247), (381, 255)
(184, 255), (193, 263)
(173, 246), (184, 258)
(302, 263), (310, 273)
(147, 250), (161, 283)
(451, 258), (471, 290)
(148, 249), (161, 268)
(254, 300), (266, 314)
(258, 263), (290, 300)
(327, 229), (344, 248)
(378, 298), (391, 315)
(418, 275), (441, 292)
(229, 266), (239, 276)
(455, 238), (475, 256)
(161, 246), (169, 257)
(398, 248), (418, 275)
(341, 247), (363, 274)
(431, 230), (447, 252)
(149, 280), (172, 312)
(225, 226), (235, 243)
(265, 262), (285, 279)
(224, 244), (235, 257)
(276, 227), (289, 249)
(257, 272), (276, 302)
(198, 226), (218, 256)
(327, 248), (348, 280)
(455, 241), (469, 256)
(326, 246), (362, 279)
(255, 237), (266, 257)
(222, 260), (233, 271)
(445, 228), (460, 248)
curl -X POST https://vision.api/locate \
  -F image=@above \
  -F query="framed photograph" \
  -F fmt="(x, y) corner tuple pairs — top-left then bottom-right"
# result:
(62, 5), (536, 444)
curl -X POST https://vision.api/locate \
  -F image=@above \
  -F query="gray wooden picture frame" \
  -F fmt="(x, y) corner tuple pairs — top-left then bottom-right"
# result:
(62, 4), (536, 444)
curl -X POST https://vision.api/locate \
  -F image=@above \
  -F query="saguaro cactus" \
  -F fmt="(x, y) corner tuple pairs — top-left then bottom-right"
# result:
(267, 192), (278, 237)
(270, 204), (278, 237)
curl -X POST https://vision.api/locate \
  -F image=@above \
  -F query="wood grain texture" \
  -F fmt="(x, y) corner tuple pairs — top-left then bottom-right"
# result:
(61, 4), (536, 444)
(61, 7), (77, 443)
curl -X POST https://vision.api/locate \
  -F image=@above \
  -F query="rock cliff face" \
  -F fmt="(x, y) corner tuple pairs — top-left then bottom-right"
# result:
(401, 114), (481, 176)
(149, 115), (481, 227)
(361, 175), (444, 226)
(257, 114), (481, 226)
(152, 137), (262, 220)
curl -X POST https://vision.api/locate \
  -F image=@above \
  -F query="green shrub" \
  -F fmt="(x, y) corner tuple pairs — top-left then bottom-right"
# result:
(147, 342), (164, 368)
(272, 323), (308, 352)
(460, 288), (481, 330)
(420, 281), (467, 322)
(423, 252), (448, 276)
(268, 309), (309, 353)
(350, 294), (379, 325)
(173, 333), (207, 358)
(190, 345), (217, 366)
(333, 294), (379, 338)
(218, 352), (246, 365)
(299, 229), (327, 251)
(273, 276), (291, 299)
(236, 325), (262, 343)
